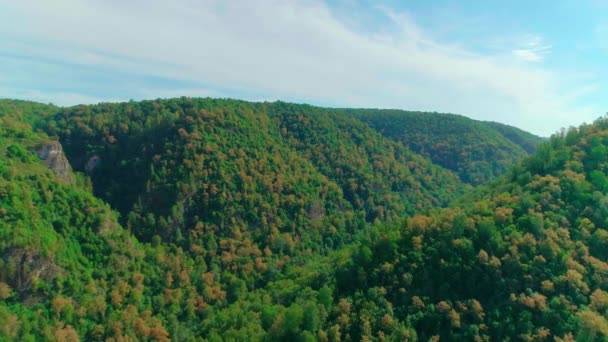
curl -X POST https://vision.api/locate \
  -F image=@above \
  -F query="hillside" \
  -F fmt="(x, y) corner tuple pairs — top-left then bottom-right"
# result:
(0, 98), (467, 340)
(351, 109), (545, 185)
(44, 98), (465, 254)
(2, 98), (599, 341)
(268, 102), (463, 219)
(482, 120), (547, 154)
(0, 99), (346, 340)
(330, 117), (608, 340)
(0, 109), (177, 340)
(0, 99), (58, 126)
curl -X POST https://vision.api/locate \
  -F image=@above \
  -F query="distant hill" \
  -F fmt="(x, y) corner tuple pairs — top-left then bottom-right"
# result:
(0, 99), (58, 127)
(482, 120), (547, 153)
(351, 109), (545, 185)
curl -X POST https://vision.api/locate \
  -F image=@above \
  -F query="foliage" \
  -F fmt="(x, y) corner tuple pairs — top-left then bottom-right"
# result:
(2, 98), (603, 341)
(332, 117), (608, 340)
(483, 121), (547, 154)
(45, 98), (465, 255)
(352, 109), (544, 185)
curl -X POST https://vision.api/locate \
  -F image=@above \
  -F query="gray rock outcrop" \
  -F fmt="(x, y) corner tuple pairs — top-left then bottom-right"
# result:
(36, 141), (74, 183)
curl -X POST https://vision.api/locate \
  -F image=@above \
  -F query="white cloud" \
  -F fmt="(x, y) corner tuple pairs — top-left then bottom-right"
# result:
(511, 35), (552, 62)
(512, 49), (544, 62)
(0, 88), (109, 106)
(0, 0), (601, 136)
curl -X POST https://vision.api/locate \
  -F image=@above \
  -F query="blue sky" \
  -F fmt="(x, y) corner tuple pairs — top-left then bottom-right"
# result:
(0, 0), (606, 136)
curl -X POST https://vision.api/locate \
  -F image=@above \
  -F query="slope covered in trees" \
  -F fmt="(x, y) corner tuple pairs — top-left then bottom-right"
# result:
(0, 108), (179, 340)
(482, 120), (547, 154)
(0, 99), (362, 340)
(0, 100), (58, 126)
(268, 102), (463, 220)
(331, 117), (608, 340)
(4, 97), (603, 341)
(351, 109), (544, 185)
(44, 98), (466, 256)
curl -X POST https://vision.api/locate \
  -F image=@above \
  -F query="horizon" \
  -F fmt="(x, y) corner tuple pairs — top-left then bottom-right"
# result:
(3, 95), (593, 138)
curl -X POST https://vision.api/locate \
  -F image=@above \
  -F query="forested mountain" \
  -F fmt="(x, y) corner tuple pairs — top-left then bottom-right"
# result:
(268, 102), (463, 219)
(331, 117), (608, 340)
(0, 106), (178, 340)
(351, 110), (544, 185)
(0, 98), (465, 340)
(4, 97), (605, 341)
(482, 121), (547, 154)
(44, 98), (465, 256)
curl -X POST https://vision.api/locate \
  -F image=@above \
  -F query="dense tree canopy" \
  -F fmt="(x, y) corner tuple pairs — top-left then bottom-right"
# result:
(352, 109), (544, 185)
(45, 98), (466, 255)
(2, 98), (603, 341)
(332, 117), (608, 340)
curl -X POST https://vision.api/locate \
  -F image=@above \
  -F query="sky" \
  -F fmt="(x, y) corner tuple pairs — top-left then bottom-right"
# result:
(0, 0), (607, 136)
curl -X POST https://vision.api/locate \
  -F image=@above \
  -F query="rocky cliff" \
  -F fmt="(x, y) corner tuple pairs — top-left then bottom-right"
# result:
(36, 141), (74, 183)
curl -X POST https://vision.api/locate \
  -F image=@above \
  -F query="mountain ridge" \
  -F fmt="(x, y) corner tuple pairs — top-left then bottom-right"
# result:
(350, 109), (545, 185)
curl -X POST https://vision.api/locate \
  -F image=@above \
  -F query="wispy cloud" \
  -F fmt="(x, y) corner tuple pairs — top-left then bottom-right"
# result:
(0, 87), (109, 106)
(0, 0), (601, 135)
(511, 35), (552, 62)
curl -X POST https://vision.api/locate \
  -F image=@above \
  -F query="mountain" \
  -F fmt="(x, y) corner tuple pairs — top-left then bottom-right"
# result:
(268, 102), (464, 219)
(350, 109), (545, 185)
(3, 97), (596, 341)
(0, 98), (467, 340)
(330, 117), (608, 340)
(482, 120), (547, 154)
(43, 98), (465, 254)
(0, 107), (178, 341)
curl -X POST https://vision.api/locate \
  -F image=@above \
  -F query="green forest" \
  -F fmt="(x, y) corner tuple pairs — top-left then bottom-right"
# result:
(351, 110), (545, 185)
(2, 97), (607, 341)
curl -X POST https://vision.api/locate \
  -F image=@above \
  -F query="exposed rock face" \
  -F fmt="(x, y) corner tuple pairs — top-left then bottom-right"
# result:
(85, 155), (101, 174)
(36, 141), (74, 183)
(0, 248), (60, 294)
(307, 201), (326, 220)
